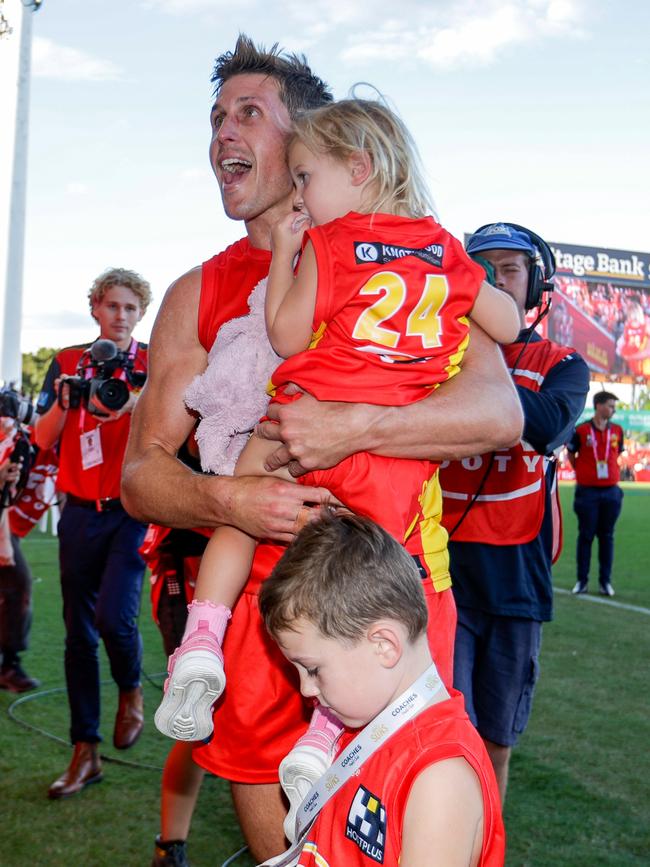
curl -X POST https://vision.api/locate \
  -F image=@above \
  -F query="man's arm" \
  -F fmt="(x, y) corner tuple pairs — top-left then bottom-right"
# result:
(33, 357), (66, 450)
(34, 399), (67, 450)
(121, 268), (333, 541)
(517, 352), (590, 455)
(258, 325), (524, 475)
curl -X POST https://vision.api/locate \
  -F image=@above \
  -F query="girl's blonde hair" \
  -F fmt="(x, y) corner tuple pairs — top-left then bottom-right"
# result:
(292, 97), (436, 219)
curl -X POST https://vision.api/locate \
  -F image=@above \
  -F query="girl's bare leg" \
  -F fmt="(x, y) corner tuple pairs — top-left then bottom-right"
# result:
(154, 435), (295, 741)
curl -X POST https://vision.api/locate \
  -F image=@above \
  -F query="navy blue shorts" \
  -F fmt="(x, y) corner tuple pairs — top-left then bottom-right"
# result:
(453, 606), (542, 747)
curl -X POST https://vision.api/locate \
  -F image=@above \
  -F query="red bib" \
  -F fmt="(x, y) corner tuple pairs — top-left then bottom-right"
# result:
(440, 339), (574, 545)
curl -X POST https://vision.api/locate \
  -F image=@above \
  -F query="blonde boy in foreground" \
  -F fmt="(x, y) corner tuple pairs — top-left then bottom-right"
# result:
(259, 514), (505, 867)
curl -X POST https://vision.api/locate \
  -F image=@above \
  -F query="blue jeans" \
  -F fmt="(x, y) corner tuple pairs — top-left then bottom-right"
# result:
(573, 484), (624, 585)
(58, 503), (146, 743)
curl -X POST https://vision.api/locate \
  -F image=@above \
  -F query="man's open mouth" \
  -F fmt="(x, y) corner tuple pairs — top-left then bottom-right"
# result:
(220, 158), (252, 183)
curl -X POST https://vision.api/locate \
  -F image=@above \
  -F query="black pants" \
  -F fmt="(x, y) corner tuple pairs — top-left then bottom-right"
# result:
(58, 503), (147, 743)
(574, 484), (624, 584)
(0, 535), (32, 659)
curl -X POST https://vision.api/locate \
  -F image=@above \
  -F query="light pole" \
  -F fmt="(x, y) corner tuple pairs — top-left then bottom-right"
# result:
(0, 0), (44, 387)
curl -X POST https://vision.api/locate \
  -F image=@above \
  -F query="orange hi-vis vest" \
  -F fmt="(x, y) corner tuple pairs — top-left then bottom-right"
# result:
(439, 338), (574, 545)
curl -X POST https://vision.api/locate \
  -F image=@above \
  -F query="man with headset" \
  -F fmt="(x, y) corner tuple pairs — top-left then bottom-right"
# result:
(439, 223), (589, 803)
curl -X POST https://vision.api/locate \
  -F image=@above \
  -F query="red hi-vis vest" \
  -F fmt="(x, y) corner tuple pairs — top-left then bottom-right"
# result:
(439, 339), (574, 545)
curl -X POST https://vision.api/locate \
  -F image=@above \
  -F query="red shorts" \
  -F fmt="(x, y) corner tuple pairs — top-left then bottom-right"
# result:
(423, 580), (456, 688)
(192, 553), (456, 783)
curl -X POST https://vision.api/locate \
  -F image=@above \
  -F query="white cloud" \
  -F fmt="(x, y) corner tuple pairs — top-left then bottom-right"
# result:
(33, 37), (123, 82)
(339, 0), (584, 69)
(144, 0), (585, 70)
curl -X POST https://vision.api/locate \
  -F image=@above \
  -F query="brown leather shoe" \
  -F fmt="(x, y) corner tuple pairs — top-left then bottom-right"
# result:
(114, 685), (144, 749)
(48, 742), (103, 799)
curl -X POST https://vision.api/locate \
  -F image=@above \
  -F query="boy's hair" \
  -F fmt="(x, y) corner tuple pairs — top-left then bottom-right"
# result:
(291, 98), (436, 219)
(211, 33), (332, 120)
(593, 390), (618, 407)
(88, 268), (152, 316)
(259, 513), (428, 643)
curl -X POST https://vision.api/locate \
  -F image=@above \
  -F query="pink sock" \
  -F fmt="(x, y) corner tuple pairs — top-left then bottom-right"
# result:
(298, 703), (345, 752)
(182, 600), (231, 646)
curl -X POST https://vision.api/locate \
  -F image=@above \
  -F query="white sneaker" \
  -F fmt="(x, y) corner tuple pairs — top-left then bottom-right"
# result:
(154, 648), (225, 741)
(279, 706), (344, 842)
(279, 743), (336, 842)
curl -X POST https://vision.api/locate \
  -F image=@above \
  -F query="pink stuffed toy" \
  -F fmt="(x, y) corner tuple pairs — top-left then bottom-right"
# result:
(184, 278), (281, 476)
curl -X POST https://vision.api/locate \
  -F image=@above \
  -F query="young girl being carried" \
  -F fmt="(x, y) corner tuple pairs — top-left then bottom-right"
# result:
(155, 95), (519, 835)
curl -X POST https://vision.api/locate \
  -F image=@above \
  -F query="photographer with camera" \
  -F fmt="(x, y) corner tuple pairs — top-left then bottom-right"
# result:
(0, 410), (41, 693)
(34, 267), (151, 799)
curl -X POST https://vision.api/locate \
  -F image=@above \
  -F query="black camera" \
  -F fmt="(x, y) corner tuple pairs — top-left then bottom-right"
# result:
(0, 386), (35, 425)
(0, 428), (35, 512)
(58, 339), (146, 416)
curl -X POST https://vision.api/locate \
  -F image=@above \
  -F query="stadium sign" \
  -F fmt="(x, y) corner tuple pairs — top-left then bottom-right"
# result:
(544, 241), (649, 382)
(549, 242), (650, 290)
(575, 408), (650, 433)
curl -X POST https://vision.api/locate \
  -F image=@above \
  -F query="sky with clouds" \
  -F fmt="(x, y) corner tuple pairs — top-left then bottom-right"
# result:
(12, 0), (650, 351)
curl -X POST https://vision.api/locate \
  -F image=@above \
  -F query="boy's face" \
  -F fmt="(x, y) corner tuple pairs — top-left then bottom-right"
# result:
(276, 618), (391, 728)
(91, 285), (143, 349)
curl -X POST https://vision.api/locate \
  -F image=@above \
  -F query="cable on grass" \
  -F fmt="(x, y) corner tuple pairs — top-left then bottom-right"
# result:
(220, 846), (250, 866)
(5, 677), (168, 771)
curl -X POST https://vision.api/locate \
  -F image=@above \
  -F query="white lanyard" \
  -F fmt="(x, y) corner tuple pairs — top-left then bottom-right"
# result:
(590, 422), (611, 465)
(260, 663), (446, 867)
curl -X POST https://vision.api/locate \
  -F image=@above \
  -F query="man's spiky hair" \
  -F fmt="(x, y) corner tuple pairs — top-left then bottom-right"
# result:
(211, 34), (332, 119)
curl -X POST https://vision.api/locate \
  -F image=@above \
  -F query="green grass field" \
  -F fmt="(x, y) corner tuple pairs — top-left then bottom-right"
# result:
(1, 482), (649, 866)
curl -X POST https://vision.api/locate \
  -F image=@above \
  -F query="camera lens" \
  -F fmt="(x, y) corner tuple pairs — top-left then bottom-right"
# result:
(96, 379), (129, 410)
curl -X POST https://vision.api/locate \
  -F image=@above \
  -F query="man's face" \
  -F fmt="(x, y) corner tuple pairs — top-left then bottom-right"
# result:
(92, 285), (143, 348)
(595, 399), (617, 421)
(479, 249), (530, 326)
(209, 73), (294, 232)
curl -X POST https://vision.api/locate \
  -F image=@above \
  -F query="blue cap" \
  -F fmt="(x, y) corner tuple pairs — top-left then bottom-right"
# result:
(466, 223), (536, 257)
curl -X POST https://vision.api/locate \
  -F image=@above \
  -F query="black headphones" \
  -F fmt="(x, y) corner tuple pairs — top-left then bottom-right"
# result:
(471, 222), (556, 311)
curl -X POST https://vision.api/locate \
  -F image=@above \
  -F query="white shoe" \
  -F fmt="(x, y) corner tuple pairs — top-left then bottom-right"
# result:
(154, 648), (226, 741)
(279, 742), (336, 842)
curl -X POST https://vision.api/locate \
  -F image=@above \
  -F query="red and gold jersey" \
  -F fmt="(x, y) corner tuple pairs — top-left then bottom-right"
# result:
(572, 421), (624, 486)
(198, 238), (271, 351)
(199, 235), (453, 592)
(298, 691), (504, 867)
(272, 212), (484, 405)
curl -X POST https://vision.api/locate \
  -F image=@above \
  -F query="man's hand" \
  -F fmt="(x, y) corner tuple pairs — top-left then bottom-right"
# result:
(215, 474), (337, 543)
(0, 458), (21, 487)
(92, 390), (139, 422)
(255, 324), (524, 473)
(256, 386), (362, 476)
(55, 375), (73, 411)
